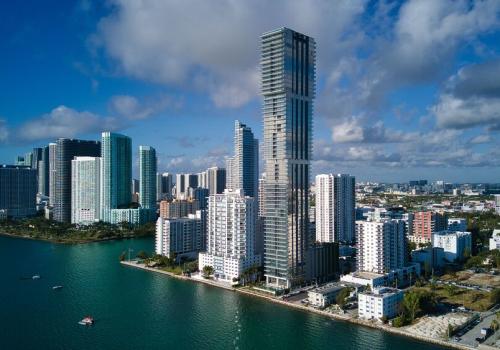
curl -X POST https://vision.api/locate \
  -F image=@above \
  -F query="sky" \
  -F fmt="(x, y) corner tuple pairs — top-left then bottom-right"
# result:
(1, 0), (500, 183)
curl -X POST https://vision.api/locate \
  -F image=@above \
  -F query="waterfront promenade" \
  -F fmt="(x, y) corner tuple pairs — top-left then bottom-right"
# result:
(121, 260), (471, 350)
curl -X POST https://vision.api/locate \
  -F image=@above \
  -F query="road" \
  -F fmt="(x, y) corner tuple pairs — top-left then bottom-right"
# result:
(457, 306), (499, 348)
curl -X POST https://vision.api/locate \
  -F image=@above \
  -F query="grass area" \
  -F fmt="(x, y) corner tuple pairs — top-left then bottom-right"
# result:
(418, 285), (493, 312)
(0, 216), (155, 243)
(160, 265), (184, 275)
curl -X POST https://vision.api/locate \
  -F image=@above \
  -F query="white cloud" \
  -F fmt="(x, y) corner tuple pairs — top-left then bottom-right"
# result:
(93, 0), (366, 108)
(469, 134), (492, 144)
(332, 117), (418, 143)
(109, 94), (182, 120)
(17, 106), (120, 142)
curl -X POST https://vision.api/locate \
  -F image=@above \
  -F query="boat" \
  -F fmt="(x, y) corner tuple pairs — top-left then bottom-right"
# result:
(32, 275), (40, 280)
(78, 316), (94, 326)
(52, 285), (63, 290)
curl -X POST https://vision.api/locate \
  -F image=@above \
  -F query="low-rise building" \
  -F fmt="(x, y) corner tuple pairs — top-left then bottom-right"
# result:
(307, 284), (344, 308)
(490, 229), (500, 251)
(432, 230), (472, 262)
(358, 287), (403, 321)
(109, 208), (153, 226)
(340, 264), (420, 288)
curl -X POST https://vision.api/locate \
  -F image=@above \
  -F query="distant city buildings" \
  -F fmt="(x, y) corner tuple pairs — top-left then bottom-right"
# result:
(447, 218), (467, 232)
(0, 165), (37, 218)
(495, 195), (500, 215)
(262, 27), (316, 289)
(159, 199), (199, 219)
(71, 157), (100, 225)
(199, 189), (260, 283)
(315, 174), (355, 243)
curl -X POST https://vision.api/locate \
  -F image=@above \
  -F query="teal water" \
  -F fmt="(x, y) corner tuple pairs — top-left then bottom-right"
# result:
(0, 235), (446, 350)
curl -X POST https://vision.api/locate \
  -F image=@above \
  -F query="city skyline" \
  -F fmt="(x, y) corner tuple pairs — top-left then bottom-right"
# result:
(1, 1), (500, 182)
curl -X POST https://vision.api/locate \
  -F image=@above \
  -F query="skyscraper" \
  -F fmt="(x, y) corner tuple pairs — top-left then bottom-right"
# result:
(227, 120), (258, 198)
(139, 146), (157, 210)
(48, 143), (57, 206)
(54, 138), (101, 222)
(38, 146), (50, 196)
(71, 157), (100, 225)
(100, 132), (132, 222)
(261, 28), (316, 288)
(315, 174), (355, 243)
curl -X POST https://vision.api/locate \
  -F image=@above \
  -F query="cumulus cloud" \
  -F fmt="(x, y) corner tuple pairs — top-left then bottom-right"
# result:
(109, 94), (181, 120)
(468, 134), (492, 144)
(332, 118), (418, 143)
(162, 147), (229, 173)
(93, 0), (366, 108)
(16, 106), (120, 142)
(433, 60), (500, 129)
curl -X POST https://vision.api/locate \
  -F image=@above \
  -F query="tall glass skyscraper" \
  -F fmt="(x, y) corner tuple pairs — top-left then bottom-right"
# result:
(227, 120), (259, 198)
(100, 132), (132, 222)
(54, 138), (101, 222)
(261, 28), (316, 288)
(139, 146), (157, 210)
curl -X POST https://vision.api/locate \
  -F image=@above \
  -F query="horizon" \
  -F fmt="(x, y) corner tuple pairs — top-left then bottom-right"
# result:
(1, 0), (500, 183)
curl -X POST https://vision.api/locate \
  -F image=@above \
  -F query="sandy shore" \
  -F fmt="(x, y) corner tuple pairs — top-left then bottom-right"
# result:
(121, 261), (471, 350)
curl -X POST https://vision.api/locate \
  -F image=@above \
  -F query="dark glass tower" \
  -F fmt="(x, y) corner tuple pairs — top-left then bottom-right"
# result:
(54, 138), (101, 222)
(262, 28), (316, 289)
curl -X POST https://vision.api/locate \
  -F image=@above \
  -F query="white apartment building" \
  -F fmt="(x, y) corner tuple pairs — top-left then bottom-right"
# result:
(315, 174), (355, 243)
(358, 287), (403, 321)
(307, 284), (345, 308)
(356, 219), (406, 274)
(71, 157), (100, 225)
(156, 211), (204, 260)
(432, 230), (472, 262)
(490, 229), (500, 251)
(198, 189), (260, 283)
(448, 218), (467, 232)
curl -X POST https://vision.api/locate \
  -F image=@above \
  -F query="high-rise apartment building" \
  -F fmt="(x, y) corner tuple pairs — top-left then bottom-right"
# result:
(139, 146), (157, 210)
(71, 157), (100, 225)
(100, 132), (132, 222)
(156, 211), (205, 261)
(54, 138), (101, 222)
(261, 28), (316, 288)
(175, 173), (198, 199)
(159, 199), (199, 219)
(0, 165), (37, 218)
(38, 146), (50, 196)
(356, 219), (406, 274)
(226, 121), (258, 198)
(198, 189), (260, 283)
(315, 174), (355, 243)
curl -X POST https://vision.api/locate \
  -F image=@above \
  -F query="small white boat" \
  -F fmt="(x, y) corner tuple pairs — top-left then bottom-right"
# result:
(32, 275), (40, 280)
(78, 316), (94, 326)
(52, 285), (63, 290)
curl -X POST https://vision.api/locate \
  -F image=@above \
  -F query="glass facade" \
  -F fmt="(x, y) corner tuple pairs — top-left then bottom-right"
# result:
(262, 28), (316, 288)
(139, 145), (157, 210)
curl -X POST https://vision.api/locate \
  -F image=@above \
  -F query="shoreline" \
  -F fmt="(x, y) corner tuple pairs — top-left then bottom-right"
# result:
(0, 231), (152, 245)
(121, 261), (471, 350)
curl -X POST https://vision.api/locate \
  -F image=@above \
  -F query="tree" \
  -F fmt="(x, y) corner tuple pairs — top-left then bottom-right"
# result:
(403, 291), (420, 322)
(136, 250), (148, 260)
(491, 319), (499, 332)
(336, 288), (351, 309)
(202, 265), (214, 278)
(392, 315), (406, 328)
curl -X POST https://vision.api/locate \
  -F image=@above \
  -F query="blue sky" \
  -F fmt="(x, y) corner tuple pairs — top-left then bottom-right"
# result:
(1, 0), (500, 183)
